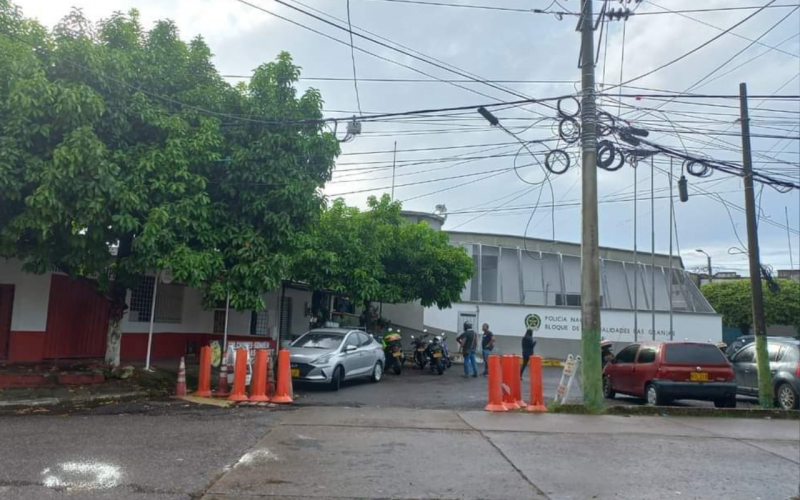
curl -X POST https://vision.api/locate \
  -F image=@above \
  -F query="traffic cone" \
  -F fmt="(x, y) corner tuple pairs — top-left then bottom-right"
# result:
(501, 355), (520, 410)
(485, 354), (507, 412)
(249, 349), (270, 402)
(214, 357), (230, 397)
(512, 355), (527, 408)
(195, 346), (212, 397)
(526, 355), (547, 413)
(228, 348), (249, 402)
(175, 357), (187, 397)
(272, 349), (293, 404)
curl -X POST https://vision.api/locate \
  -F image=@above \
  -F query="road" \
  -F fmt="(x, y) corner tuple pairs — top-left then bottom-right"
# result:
(2, 403), (796, 500)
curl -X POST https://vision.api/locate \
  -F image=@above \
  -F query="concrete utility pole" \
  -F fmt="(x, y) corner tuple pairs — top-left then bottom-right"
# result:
(696, 249), (712, 283)
(739, 82), (773, 408)
(578, 0), (603, 411)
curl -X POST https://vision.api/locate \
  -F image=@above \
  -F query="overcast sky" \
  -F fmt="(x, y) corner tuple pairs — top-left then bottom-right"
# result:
(17, 0), (800, 275)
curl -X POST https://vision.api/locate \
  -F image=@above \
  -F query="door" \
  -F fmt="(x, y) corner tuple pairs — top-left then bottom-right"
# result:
(44, 275), (108, 359)
(610, 344), (640, 395)
(730, 345), (757, 394)
(341, 333), (364, 377)
(457, 311), (477, 334)
(0, 285), (14, 359)
(356, 332), (377, 372)
(631, 345), (659, 397)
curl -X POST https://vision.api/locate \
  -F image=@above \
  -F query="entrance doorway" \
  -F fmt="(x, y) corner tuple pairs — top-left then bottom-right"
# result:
(0, 285), (14, 359)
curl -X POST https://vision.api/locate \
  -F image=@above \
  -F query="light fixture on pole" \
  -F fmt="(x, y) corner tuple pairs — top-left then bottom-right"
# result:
(695, 249), (712, 283)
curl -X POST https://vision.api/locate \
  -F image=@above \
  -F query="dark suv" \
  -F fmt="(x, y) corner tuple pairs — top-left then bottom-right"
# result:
(603, 342), (736, 408)
(729, 338), (800, 410)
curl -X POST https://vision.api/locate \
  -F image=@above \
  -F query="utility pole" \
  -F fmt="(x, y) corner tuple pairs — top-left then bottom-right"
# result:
(739, 82), (773, 408)
(391, 141), (397, 201)
(578, 0), (602, 412)
(696, 249), (712, 283)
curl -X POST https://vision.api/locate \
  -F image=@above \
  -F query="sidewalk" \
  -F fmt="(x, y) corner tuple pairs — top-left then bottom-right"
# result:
(201, 406), (800, 500)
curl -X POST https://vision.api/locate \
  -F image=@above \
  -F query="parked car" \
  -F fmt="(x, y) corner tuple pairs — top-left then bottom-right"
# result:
(729, 338), (800, 410)
(289, 328), (384, 391)
(724, 335), (795, 359)
(603, 342), (737, 408)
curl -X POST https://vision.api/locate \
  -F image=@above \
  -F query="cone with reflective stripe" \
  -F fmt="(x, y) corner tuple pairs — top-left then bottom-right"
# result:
(227, 348), (249, 402)
(249, 349), (270, 402)
(501, 355), (521, 410)
(214, 357), (230, 397)
(194, 346), (212, 397)
(484, 354), (507, 412)
(526, 355), (547, 412)
(272, 349), (293, 404)
(175, 357), (187, 397)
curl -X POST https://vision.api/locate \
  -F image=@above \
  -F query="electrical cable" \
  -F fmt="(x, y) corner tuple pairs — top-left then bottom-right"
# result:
(345, 0), (363, 116)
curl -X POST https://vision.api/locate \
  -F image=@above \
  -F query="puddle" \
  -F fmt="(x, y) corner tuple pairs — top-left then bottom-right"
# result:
(42, 461), (121, 491)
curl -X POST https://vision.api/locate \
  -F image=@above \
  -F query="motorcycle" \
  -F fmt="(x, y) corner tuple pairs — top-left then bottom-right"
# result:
(382, 332), (404, 375)
(438, 332), (453, 369)
(410, 334), (429, 369)
(424, 336), (445, 375)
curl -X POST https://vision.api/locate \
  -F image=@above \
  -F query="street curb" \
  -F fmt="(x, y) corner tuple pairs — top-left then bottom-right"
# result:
(0, 390), (149, 408)
(549, 403), (800, 420)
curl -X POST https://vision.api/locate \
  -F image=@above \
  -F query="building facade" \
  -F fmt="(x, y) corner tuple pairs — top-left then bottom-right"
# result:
(384, 225), (723, 360)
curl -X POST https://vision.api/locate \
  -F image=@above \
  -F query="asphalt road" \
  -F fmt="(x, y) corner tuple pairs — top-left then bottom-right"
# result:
(292, 362), (759, 409)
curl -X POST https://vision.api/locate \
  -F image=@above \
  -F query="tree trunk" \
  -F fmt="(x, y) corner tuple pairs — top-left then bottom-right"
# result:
(104, 234), (133, 367)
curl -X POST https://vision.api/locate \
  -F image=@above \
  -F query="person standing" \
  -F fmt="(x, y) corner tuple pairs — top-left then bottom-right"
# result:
(481, 323), (495, 376)
(457, 322), (478, 378)
(520, 329), (537, 378)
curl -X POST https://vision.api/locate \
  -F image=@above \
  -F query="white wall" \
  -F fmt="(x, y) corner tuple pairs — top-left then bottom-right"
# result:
(424, 303), (723, 344)
(0, 259), (52, 331)
(380, 300), (424, 331)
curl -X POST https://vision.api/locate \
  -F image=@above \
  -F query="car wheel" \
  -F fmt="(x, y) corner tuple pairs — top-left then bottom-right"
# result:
(776, 382), (799, 410)
(370, 361), (383, 383)
(436, 360), (444, 375)
(603, 376), (616, 399)
(645, 383), (665, 406)
(329, 366), (344, 392)
(714, 396), (736, 409)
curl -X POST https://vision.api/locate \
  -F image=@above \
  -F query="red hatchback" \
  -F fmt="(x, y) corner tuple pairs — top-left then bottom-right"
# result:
(603, 342), (737, 408)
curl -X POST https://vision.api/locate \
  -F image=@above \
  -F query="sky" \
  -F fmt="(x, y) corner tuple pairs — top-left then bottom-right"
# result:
(15, 0), (800, 275)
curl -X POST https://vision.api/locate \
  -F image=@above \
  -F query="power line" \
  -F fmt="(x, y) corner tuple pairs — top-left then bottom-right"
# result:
(345, 0), (363, 115)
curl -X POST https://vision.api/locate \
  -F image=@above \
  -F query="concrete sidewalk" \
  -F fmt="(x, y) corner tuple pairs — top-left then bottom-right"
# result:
(202, 407), (800, 500)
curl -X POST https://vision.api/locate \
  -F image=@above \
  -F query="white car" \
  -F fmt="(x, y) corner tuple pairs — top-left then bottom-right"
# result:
(289, 328), (384, 391)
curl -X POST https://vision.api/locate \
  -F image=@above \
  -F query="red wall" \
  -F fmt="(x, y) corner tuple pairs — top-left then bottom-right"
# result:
(121, 332), (275, 362)
(8, 331), (46, 362)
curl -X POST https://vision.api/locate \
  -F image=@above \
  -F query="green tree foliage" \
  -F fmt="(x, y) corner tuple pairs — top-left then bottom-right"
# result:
(701, 279), (800, 334)
(0, 4), (338, 363)
(291, 195), (474, 309)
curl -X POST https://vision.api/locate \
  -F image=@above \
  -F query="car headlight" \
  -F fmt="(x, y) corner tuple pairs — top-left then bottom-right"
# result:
(311, 353), (334, 366)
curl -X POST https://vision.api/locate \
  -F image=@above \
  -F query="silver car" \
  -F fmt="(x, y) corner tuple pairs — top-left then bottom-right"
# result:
(289, 328), (384, 391)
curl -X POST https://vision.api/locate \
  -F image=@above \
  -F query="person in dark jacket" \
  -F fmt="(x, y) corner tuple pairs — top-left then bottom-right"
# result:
(520, 329), (536, 378)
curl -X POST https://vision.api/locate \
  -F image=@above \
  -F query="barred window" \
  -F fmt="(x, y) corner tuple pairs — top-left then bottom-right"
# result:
(250, 310), (269, 336)
(213, 310), (227, 334)
(129, 276), (184, 323)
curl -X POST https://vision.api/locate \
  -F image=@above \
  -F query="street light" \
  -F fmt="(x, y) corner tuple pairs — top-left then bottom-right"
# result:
(695, 249), (713, 283)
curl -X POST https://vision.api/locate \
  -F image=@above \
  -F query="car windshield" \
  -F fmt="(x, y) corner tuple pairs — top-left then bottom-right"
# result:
(292, 332), (344, 349)
(664, 344), (728, 365)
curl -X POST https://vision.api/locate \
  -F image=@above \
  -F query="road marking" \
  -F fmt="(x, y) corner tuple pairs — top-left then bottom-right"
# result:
(42, 462), (121, 491)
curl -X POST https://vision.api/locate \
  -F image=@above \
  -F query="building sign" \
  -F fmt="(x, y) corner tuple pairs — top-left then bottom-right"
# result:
(532, 310), (675, 340)
(524, 314), (541, 330)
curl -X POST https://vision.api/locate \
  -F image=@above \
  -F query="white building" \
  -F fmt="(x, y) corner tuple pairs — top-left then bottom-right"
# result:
(383, 217), (722, 359)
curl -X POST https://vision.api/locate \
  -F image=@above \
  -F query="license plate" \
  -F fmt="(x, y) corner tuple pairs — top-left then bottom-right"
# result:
(433, 352), (441, 358)
(417, 348), (426, 352)
(392, 352), (402, 358)
(291, 368), (300, 378)
(690, 372), (708, 382)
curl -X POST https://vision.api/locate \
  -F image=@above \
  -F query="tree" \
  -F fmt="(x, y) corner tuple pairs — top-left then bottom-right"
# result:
(291, 195), (474, 314)
(701, 279), (800, 334)
(0, 4), (338, 365)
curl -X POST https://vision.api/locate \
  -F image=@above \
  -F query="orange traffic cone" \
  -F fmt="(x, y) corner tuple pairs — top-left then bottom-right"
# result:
(228, 348), (249, 402)
(512, 355), (527, 408)
(195, 346), (212, 397)
(214, 357), (230, 397)
(249, 349), (270, 402)
(175, 357), (187, 397)
(272, 349), (293, 404)
(526, 355), (547, 413)
(501, 355), (521, 410)
(485, 354), (508, 412)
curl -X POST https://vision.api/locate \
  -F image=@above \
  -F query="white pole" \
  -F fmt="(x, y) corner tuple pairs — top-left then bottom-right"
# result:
(651, 157), (656, 341)
(669, 158), (674, 341)
(633, 164), (638, 342)
(223, 291), (231, 354)
(145, 271), (160, 371)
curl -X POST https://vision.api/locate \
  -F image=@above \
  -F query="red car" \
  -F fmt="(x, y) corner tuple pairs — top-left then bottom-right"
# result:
(603, 342), (737, 408)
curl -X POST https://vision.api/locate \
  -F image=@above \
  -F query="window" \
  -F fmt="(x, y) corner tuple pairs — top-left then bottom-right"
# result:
(780, 346), (799, 362)
(556, 294), (581, 307)
(344, 334), (360, 350)
(357, 332), (372, 347)
(615, 344), (640, 364)
(250, 310), (269, 336)
(637, 347), (657, 364)
(213, 310), (227, 334)
(292, 332), (344, 349)
(481, 245), (499, 302)
(129, 276), (184, 323)
(768, 343), (784, 362)
(664, 344), (727, 364)
(733, 345), (756, 363)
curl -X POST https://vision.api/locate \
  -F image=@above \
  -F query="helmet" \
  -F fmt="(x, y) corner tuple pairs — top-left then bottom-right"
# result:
(463, 321), (473, 331)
